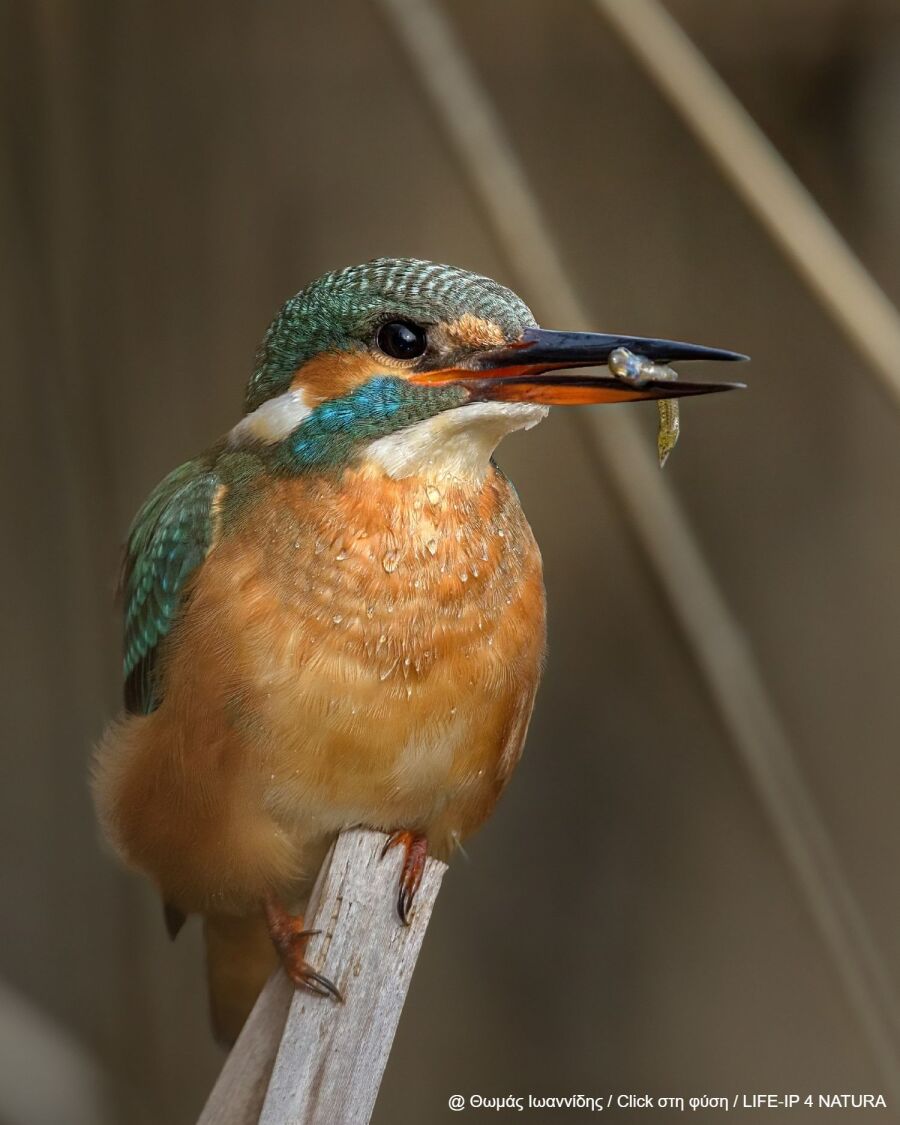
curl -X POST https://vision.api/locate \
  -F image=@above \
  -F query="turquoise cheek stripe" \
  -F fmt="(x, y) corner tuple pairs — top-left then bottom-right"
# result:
(278, 376), (467, 473)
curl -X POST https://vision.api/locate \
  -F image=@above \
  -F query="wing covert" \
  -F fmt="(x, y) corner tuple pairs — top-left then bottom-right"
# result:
(122, 461), (221, 714)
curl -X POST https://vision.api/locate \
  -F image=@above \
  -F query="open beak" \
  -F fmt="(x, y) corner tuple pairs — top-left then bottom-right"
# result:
(411, 326), (747, 405)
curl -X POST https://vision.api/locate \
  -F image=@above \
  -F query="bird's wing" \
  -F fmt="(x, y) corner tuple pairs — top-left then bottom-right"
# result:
(122, 459), (222, 714)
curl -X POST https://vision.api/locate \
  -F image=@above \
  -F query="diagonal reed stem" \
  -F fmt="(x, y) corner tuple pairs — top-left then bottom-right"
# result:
(595, 0), (900, 412)
(373, 0), (900, 1097)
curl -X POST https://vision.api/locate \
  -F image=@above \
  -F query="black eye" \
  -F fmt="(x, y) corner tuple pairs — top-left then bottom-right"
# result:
(376, 320), (428, 360)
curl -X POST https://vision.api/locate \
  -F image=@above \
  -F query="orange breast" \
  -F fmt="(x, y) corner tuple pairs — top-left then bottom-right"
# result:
(99, 464), (545, 911)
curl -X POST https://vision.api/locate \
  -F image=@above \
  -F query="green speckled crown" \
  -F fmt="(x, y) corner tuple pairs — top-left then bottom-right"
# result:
(246, 258), (536, 412)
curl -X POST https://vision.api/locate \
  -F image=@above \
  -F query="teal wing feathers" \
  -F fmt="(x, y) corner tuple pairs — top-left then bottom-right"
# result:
(122, 460), (221, 714)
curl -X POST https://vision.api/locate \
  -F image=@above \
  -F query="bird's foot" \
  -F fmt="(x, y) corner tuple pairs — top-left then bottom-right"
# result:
(381, 830), (428, 925)
(263, 895), (342, 1001)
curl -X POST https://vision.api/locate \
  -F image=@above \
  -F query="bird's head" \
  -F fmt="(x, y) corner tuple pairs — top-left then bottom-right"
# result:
(232, 258), (744, 479)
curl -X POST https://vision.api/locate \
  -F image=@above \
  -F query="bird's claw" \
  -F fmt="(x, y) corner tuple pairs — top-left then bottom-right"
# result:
(381, 830), (428, 926)
(263, 896), (342, 1002)
(299, 967), (343, 1001)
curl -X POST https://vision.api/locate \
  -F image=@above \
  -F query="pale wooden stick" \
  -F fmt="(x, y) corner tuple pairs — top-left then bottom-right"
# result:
(198, 829), (445, 1125)
(196, 972), (292, 1125)
(259, 830), (445, 1124)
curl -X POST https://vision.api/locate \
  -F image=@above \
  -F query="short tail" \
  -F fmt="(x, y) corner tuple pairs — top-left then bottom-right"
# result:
(204, 912), (278, 1046)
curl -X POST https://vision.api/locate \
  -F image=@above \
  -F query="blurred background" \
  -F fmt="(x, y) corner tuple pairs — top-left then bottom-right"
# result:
(4, 0), (900, 1121)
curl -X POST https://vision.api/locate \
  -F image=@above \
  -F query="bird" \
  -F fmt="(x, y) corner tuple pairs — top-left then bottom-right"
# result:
(93, 257), (744, 1043)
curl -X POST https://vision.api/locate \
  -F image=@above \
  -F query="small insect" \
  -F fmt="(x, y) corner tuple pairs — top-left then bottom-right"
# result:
(608, 347), (680, 468)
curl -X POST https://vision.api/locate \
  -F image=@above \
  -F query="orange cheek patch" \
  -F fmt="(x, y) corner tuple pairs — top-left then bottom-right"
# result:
(290, 351), (390, 405)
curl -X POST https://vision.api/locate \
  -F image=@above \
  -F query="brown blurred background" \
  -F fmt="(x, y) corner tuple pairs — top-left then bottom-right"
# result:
(4, 0), (900, 1122)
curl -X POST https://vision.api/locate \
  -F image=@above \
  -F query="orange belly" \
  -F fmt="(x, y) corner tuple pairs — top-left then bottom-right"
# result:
(95, 465), (545, 914)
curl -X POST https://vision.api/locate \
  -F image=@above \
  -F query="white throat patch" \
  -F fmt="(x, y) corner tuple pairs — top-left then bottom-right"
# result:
(363, 400), (548, 481)
(228, 388), (312, 446)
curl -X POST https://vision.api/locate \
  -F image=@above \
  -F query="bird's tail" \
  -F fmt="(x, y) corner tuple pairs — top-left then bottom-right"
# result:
(204, 912), (278, 1046)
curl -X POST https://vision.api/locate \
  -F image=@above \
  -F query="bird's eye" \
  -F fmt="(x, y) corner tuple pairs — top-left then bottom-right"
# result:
(376, 320), (428, 360)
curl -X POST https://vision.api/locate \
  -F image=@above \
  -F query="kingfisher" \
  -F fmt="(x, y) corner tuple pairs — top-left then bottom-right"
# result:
(93, 258), (744, 1043)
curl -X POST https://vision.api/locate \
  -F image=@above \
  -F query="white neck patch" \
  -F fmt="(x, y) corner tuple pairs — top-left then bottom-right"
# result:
(363, 400), (548, 482)
(228, 388), (312, 446)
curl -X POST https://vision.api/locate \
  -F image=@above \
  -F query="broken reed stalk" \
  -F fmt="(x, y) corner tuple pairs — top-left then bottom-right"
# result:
(198, 828), (446, 1125)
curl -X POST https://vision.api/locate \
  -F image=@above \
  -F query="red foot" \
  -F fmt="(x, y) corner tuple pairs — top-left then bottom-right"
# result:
(263, 895), (342, 1001)
(381, 831), (428, 926)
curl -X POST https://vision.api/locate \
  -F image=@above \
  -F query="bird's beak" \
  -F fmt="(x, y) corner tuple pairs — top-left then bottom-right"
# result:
(411, 326), (747, 405)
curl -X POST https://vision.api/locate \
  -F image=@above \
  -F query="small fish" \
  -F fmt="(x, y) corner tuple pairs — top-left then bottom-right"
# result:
(608, 346), (680, 468)
(655, 399), (680, 468)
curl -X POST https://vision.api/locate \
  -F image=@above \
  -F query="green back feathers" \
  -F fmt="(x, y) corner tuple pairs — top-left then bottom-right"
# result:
(122, 461), (220, 713)
(246, 257), (535, 412)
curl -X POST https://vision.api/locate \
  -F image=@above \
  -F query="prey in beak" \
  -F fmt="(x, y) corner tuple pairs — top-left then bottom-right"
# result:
(411, 326), (747, 465)
(412, 326), (747, 405)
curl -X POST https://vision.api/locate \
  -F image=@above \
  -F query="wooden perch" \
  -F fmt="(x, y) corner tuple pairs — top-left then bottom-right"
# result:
(197, 829), (446, 1125)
